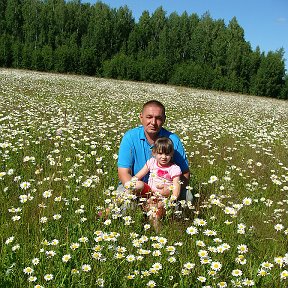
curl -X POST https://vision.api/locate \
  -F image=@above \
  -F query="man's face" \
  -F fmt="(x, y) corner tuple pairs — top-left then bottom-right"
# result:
(140, 105), (165, 136)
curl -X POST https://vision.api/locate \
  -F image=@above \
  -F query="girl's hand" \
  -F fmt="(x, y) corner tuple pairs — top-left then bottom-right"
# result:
(156, 184), (169, 196)
(159, 187), (171, 197)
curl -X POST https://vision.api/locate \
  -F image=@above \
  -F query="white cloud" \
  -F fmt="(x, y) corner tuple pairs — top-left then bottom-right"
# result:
(276, 17), (287, 24)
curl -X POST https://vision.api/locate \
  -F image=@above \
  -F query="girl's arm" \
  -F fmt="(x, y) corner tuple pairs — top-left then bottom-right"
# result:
(124, 165), (149, 193)
(135, 165), (149, 180)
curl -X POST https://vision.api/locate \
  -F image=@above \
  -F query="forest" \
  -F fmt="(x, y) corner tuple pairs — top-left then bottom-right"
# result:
(0, 0), (287, 99)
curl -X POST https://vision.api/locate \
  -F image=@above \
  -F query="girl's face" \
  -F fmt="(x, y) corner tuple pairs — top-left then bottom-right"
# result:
(154, 152), (172, 167)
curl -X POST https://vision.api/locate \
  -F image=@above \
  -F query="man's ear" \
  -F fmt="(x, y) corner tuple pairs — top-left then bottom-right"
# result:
(161, 113), (166, 124)
(139, 112), (143, 124)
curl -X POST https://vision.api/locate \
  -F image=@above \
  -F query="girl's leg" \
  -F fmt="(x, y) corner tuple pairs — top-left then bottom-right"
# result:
(146, 199), (165, 233)
(135, 181), (152, 198)
(155, 200), (166, 219)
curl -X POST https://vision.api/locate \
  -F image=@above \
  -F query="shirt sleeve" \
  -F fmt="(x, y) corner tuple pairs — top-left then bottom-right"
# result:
(145, 158), (154, 170)
(170, 164), (182, 179)
(117, 132), (134, 168)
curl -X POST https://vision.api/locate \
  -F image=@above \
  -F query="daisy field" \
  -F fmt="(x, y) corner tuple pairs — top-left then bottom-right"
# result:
(0, 69), (287, 287)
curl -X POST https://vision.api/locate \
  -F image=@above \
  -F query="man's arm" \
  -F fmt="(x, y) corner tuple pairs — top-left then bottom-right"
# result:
(118, 167), (133, 185)
(118, 130), (134, 185)
(181, 170), (190, 190)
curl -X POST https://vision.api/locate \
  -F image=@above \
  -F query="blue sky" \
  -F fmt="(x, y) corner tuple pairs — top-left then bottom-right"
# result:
(87, 0), (288, 70)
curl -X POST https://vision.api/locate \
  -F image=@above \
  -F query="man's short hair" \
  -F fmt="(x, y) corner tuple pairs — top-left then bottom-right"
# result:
(142, 100), (166, 116)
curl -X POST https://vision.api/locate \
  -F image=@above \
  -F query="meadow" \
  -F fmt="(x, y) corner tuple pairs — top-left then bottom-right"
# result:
(0, 68), (287, 288)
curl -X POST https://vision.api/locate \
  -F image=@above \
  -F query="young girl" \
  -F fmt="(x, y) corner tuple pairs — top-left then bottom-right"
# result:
(127, 137), (182, 220)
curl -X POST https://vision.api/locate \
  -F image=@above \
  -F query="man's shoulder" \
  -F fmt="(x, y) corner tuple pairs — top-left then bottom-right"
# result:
(120, 126), (144, 147)
(123, 126), (143, 137)
(160, 128), (181, 142)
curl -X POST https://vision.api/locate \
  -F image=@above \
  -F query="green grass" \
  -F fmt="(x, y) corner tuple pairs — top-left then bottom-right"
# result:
(0, 68), (287, 287)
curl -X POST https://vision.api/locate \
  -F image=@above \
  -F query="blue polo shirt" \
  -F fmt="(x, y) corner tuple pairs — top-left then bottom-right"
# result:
(118, 126), (189, 183)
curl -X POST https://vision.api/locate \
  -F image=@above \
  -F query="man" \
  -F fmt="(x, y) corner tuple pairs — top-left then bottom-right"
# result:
(117, 100), (190, 200)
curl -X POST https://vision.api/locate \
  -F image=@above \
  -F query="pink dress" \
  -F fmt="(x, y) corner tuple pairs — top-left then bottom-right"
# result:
(146, 158), (181, 193)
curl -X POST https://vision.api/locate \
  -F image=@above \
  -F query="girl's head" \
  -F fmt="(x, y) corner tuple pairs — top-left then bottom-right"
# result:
(152, 137), (174, 165)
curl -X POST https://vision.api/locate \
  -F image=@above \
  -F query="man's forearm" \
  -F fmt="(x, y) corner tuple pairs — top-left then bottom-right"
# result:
(181, 170), (190, 189)
(118, 168), (133, 185)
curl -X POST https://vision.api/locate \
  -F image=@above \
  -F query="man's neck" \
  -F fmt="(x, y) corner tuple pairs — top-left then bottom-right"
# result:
(145, 131), (158, 145)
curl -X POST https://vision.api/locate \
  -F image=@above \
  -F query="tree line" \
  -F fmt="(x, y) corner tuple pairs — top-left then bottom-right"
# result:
(0, 0), (287, 99)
